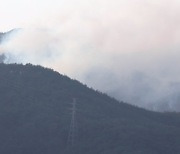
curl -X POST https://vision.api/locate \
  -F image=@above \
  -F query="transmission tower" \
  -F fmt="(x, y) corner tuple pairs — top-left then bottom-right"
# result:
(67, 98), (78, 148)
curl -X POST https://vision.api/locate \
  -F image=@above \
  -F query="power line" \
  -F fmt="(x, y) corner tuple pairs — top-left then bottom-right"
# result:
(67, 98), (78, 149)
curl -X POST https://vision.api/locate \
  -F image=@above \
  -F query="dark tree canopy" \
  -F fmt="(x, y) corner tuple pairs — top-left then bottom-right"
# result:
(0, 63), (179, 154)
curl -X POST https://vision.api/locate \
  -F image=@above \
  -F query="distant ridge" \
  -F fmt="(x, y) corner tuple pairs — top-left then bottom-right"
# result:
(0, 29), (21, 63)
(0, 32), (5, 43)
(0, 29), (20, 43)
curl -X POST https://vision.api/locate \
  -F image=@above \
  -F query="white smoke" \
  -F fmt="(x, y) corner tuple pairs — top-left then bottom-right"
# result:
(1, 0), (180, 111)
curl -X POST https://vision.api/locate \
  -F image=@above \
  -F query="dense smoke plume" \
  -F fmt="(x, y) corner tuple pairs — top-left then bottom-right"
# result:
(1, 0), (180, 111)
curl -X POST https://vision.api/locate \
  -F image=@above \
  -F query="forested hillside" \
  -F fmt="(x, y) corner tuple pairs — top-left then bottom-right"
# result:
(0, 63), (179, 154)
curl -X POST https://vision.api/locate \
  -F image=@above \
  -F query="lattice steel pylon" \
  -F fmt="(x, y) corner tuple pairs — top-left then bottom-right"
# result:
(67, 98), (78, 148)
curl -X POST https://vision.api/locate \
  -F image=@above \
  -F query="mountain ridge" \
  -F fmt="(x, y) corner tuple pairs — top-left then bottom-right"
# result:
(0, 63), (179, 154)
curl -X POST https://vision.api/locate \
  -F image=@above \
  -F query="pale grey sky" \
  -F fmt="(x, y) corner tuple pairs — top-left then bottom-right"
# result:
(1, 0), (180, 31)
(0, 0), (65, 31)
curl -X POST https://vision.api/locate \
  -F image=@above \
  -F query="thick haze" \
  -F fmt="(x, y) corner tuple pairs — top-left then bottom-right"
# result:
(1, 0), (180, 111)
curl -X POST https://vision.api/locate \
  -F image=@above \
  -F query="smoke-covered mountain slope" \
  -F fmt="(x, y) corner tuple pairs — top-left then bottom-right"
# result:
(0, 32), (5, 43)
(0, 63), (180, 154)
(0, 29), (18, 44)
(0, 30), (10, 43)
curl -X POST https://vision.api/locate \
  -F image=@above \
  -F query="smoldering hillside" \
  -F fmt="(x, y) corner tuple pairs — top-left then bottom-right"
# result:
(1, 0), (180, 111)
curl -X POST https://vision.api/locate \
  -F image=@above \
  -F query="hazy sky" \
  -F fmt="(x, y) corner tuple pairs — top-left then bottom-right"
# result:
(1, 0), (179, 31)
(0, 0), (61, 31)
(1, 0), (180, 111)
